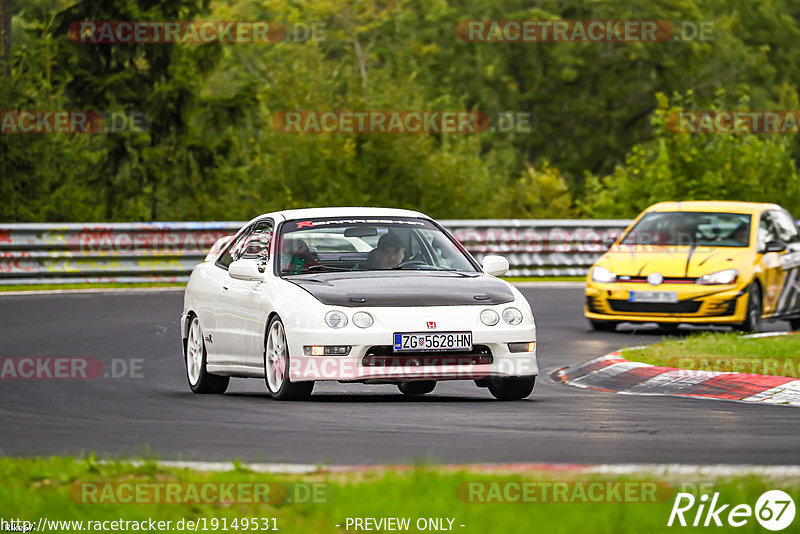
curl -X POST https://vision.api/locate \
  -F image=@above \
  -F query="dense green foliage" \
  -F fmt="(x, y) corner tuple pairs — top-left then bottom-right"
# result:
(583, 93), (800, 217)
(3, 0), (800, 221)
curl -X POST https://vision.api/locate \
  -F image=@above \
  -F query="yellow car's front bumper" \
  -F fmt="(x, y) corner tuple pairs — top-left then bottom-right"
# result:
(584, 281), (749, 324)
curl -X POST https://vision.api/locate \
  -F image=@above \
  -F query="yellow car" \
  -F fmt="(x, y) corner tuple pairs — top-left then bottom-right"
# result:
(585, 201), (800, 332)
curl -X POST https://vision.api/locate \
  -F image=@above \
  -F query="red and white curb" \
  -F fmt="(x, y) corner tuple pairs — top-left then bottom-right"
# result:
(557, 350), (800, 407)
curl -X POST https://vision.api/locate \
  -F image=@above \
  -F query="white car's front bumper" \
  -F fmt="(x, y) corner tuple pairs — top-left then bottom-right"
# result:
(282, 305), (537, 383)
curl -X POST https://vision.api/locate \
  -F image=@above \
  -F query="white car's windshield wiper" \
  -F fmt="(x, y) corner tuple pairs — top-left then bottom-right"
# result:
(389, 266), (477, 275)
(282, 265), (351, 276)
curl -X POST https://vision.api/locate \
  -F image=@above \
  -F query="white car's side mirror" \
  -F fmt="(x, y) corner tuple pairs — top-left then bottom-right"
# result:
(482, 255), (509, 276)
(229, 259), (265, 282)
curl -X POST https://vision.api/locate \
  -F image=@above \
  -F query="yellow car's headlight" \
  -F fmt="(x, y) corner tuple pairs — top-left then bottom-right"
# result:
(591, 265), (617, 283)
(696, 269), (739, 285)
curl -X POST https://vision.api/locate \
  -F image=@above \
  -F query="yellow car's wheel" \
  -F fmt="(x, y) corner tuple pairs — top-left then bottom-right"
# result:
(737, 283), (763, 333)
(589, 319), (618, 332)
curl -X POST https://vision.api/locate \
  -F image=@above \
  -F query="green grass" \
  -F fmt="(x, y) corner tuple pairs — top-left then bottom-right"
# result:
(1, 457), (798, 533)
(622, 332), (800, 378)
(0, 282), (186, 292)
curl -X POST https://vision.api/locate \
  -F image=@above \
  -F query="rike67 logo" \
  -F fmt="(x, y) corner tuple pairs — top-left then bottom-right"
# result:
(668, 490), (795, 531)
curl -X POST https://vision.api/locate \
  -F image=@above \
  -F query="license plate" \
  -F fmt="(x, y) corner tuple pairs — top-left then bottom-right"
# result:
(629, 291), (678, 303)
(393, 332), (472, 352)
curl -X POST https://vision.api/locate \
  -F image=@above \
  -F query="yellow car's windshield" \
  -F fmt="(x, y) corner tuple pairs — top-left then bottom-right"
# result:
(621, 211), (751, 248)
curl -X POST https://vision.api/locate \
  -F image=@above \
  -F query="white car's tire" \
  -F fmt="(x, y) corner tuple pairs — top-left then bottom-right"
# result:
(397, 381), (436, 396)
(264, 316), (314, 400)
(185, 316), (229, 394)
(488, 376), (535, 401)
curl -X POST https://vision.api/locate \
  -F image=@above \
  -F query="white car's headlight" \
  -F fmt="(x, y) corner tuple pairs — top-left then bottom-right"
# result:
(352, 311), (374, 328)
(696, 269), (739, 285)
(480, 309), (499, 326)
(325, 311), (348, 328)
(502, 307), (523, 325)
(592, 265), (617, 283)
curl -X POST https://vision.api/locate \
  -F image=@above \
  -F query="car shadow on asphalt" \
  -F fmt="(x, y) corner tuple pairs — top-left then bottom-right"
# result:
(221, 392), (517, 403)
(611, 321), (788, 337)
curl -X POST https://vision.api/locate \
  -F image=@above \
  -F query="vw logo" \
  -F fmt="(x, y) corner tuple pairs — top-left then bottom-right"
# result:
(647, 273), (664, 286)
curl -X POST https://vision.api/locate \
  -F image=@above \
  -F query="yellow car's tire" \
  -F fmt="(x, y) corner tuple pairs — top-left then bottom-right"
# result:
(589, 319), (618, 332)
(737, 283), (763, 333)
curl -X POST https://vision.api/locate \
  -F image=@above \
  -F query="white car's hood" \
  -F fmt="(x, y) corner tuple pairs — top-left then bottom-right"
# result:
(286, 271), (515, 307)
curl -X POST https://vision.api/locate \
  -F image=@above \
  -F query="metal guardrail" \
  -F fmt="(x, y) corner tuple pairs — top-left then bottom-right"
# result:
(0, 222), (239, 285)
(446, 219), (629, 277)
(0, 220), (632, 284)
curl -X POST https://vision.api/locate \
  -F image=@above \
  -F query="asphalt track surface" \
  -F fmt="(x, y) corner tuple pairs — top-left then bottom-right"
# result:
(1, 287), (798, 465)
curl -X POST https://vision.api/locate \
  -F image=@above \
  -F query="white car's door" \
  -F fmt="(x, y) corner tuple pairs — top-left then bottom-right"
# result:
(216, 275), (268, 369)
(188, 263), (225, 363)
(213, 220), (275, 371)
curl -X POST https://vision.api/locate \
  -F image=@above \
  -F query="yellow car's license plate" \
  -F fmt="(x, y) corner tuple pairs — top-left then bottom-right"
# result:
(629, 291), (678, 303)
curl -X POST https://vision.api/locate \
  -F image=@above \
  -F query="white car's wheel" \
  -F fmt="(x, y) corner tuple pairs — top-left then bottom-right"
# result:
(264, 316), (313, 400)
(185, 316), (229, 394)
(488, 376), (535, 401)
(397, 381), (436, 396)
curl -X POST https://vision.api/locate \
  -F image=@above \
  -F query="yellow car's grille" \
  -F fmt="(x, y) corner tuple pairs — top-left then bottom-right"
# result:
(607, 299), (702, 314)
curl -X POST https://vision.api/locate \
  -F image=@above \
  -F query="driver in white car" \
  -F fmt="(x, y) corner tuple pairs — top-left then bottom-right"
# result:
(367, 232), (406, 269)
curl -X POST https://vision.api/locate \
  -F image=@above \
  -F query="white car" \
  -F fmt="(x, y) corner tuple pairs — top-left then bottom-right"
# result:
(180, 207), (538, 400)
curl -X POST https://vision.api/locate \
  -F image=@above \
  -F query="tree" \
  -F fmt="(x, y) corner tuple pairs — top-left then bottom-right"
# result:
(501, 161), (575, 218)
(50, 0), (255, 221)
(581, 92), (800, 217)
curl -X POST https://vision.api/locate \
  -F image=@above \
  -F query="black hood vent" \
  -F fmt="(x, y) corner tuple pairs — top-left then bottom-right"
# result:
(287, 272), (515, 307)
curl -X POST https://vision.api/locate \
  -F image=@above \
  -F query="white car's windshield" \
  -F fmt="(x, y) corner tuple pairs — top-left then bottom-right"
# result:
(278, 217), (478, 275)
(621, 211), (752, 248)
